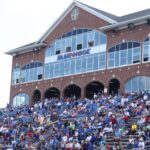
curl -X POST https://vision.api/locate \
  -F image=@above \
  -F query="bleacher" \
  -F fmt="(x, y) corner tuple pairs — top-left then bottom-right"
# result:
(0, 92), (149, 149)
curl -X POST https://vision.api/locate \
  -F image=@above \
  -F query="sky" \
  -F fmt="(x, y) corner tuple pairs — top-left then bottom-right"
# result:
(0, 0), (149, 108)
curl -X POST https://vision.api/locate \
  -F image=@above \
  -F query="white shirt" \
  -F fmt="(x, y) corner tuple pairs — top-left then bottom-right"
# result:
(62, 135), (68, 143)
(143, 94), (148, 100)
(86, 135), (91, 141)
(74, 143), (81, 149)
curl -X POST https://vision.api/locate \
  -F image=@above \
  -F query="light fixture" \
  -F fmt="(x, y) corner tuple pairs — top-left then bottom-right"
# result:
(128, 23), (134, 29)
(147, 18), (150, 25)
(12, 53), (19, 57)
(112, 27), (118, 33)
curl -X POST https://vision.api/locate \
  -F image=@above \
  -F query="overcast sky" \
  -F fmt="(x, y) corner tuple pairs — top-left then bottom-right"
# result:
(0, 0), (149, 108)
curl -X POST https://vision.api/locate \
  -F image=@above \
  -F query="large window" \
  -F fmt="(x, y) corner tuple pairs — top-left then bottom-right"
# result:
(108, 42), (141, 68)
(44, 52), (106, 79)
(13, 93), (29, 107)
(12, 65), (20, 84)
(21, 61), (43, 83)
(45, 28), (107, 57)
(143, 36), (150, 62)
(44, 28), (107, 79)
(125, 76), (150, 92)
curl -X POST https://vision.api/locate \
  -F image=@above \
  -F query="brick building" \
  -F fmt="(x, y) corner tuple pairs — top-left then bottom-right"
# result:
(6, 1), (150, 106)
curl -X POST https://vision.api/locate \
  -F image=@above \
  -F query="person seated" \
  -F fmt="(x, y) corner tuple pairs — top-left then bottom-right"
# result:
(131, 123), (137, 133)
(103, 125), (113, 134)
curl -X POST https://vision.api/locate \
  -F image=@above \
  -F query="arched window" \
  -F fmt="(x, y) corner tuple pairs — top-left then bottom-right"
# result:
(44, 28), (107, 79)
(45, 29), (106, 57)
(13, 93), (29, 107)
(108, 42), (141, 68)
(21, 61), (43, 83)
(143, 36), (150, 62)
(125, 76), (150, 92)
(12, 65), (20, 84)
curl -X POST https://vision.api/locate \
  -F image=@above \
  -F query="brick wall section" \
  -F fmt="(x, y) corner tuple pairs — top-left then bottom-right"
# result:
(44, 6), (109, 44)
(9, 6), (150, 104)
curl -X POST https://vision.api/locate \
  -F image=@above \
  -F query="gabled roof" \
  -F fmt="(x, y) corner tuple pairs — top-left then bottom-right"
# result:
(76, 1), (119, 22)
(100, 8), (150, 31)
(36, 0), (118, 44)
(5, 42), (47, 55)
(119, 8), (150, 22)
(5, 0), (150, 55)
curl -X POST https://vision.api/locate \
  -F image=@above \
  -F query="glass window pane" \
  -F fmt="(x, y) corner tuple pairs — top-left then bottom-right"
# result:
(60, 62), (64, 76)
(83, 33), (87, 49)
(146, 77), (150, 91)
(120, 50), (127, 66)
(87, 56), (93, 71)
(87, 31), (94, 41)
(54, 63), (60, 77)
(143, 46), (149, 62)
(13, 93), (29, 107)
(64, 61), (70, 75)
(33, 68), (37, 80)
(82, 57), (86, 72)
(21, 70), (26, 83)
(87, 31), (94, 48)
(115, 51), (119, 67)
(71, 60), (75, 74)
(108, 52), (115, 68)
(49, 64), (54, 78)
(55, 39), (61, 53)
(76, 34), (82, 44)
(93, 55), (98, 70)
(75, 58), (82, 73)
(50, 44), (55, 56)
(26, 69), (29, 82)
(12, 67), (20, 84)
(100, 33), (107, 45)
(120, 43), (127, 50)
(29, 68), (34, 81)
(139, 76), (146, 90)
(128, 48), (132, 64)
(44, 64), (50, 78)
(94, 31), (100, 46)
(133, 42), (140, 48)
(65, 37), (72, 52)
(125, 80), (131, 92)
(45, 48), (50, 57)
(61, 39), (65, 53)
(132, 77), (139, 92)
(99, 52), (106, 69)
(133, 47), (140, 63)
(72, 36), (76, 51)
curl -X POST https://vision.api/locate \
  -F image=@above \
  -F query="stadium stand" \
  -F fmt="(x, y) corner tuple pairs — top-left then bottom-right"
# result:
(0, 91), (149, 149)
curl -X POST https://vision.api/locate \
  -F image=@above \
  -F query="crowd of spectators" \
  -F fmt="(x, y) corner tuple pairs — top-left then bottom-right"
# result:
(0, 90), (150, 150)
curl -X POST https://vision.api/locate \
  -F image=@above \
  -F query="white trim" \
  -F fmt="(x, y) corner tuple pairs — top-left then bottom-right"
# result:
(75, 1), (117, 24)
(37, 1), (75, 43)
(6, 43), (48, 55)
(13, 67), (106, 86)
(37, 1), (117, 43)
(100, 15), (150, 31)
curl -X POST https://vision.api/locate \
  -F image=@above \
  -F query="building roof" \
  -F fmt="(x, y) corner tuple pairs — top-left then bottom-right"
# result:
(5, 42), (47, 55)
(76, 1), (119, 22)
(119, 8), (150, 22)
(6, 0), (150, 55)
(76, 1), (150, 23)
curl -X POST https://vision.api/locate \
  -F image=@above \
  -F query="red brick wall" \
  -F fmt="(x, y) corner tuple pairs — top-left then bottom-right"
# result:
(9, 6), (150, 104)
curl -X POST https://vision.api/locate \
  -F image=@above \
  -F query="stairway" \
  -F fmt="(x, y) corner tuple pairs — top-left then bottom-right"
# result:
(105, 116), (140, 149)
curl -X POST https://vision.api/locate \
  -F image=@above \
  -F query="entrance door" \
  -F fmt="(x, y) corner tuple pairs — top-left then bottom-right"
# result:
(64, 84), (81, 99)
(44, 87), (60, 99)
(109, 78), (120, 95)
(32, 90), (41, 104)
(85, 81), (104, 99)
